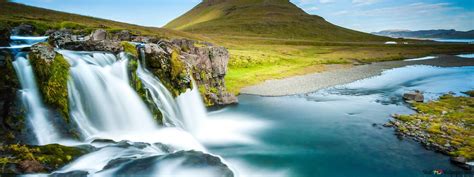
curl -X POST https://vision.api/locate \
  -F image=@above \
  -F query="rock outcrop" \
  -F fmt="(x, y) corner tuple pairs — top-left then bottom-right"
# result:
(11, 24), (35, 36)
(175, 39), (237, 105)
(29, 43), (71, 122)
(403, 90), (424, 102)
(29, 28), (237, 106)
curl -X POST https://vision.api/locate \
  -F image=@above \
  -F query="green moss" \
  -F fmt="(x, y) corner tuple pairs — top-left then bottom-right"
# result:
(127, 58), (164, 124)
(0, 144), (88, 173)
(30, 46), (70, 122)
(393, 93), (474, 160)
(121, 41), (138, 58)
(170, 49), (185, 80)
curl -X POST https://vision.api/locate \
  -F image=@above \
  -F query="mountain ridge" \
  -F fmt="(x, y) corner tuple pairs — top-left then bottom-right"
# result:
(165, 0), (389, 42)
(373, 29), (474, 39)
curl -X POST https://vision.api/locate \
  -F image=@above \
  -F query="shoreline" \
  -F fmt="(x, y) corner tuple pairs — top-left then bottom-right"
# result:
(240, 55), (474, 96)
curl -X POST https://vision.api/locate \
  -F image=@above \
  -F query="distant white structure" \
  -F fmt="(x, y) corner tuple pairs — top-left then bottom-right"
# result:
(384, 41), (398, 45)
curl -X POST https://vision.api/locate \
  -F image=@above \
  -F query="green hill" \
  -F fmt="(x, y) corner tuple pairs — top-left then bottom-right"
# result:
(165, 0), (388, 41)
(0, 0), (200, 39)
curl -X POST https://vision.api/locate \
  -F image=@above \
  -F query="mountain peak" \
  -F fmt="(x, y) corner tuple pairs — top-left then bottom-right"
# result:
(165, 0), (386, 41)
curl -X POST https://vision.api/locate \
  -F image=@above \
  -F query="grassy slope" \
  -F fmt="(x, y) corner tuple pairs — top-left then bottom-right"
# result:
(166, 0), (474, 94)
(165, 0), (388, 42)
(0, 0), (201, 40)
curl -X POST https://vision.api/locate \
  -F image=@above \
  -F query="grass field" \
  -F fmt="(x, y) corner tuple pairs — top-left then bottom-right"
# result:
(224, 42), (474, 94)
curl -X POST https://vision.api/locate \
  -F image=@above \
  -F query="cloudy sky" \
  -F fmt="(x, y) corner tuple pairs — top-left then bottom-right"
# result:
(12, 0), (474, 32)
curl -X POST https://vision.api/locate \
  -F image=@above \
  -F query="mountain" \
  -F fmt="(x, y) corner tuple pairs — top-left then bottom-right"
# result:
(372, 29), (474, 39)
(0, 0), (199, 39)
(164, 0), (388, 42)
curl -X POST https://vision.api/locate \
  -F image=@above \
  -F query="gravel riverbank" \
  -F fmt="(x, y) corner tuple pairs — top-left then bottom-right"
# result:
(240, 55), (474, 96)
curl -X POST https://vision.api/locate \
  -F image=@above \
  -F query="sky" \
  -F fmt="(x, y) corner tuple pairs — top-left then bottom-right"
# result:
(11, 0), (474, 32)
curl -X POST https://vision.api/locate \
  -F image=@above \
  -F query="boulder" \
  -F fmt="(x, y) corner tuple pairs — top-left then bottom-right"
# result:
(111, 30), (132, 41)
(91, 29), (107, 41)
(31, 42), (56, 61)
(450, 156), (471, 170)
(403, 90), (424, 102)
(46, 29), (76, 47)
(11, 24), (35, 36)
(19, 160), (45, 173)
(62, 40), (122, 54)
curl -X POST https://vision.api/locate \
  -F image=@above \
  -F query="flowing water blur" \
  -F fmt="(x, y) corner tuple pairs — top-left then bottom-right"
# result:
(8, 36), (474, 177)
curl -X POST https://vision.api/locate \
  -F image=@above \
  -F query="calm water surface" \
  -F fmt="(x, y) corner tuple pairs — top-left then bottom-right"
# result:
(207, 65), (474, 177)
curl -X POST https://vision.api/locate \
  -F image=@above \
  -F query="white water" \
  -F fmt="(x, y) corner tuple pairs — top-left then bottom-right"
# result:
(8, 40), (262, 176)
(12, 55), (60, 145)
(457, 53), (474, 58)
(136, 64), (184, 127)
(59, 50), (158, 139)
(404, 56), (436, 61)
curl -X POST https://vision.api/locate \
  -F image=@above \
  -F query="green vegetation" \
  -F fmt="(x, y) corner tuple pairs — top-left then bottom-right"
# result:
(0, 144), (88, 173)
(393, 93), (474, 160)
(170, 49), (185, 80)
(0, 1), (202, 39)
(224, 43), (474, 94)
(30, 45), (70, 122)
(121, 41), (139, 58)
(165, 0), (474, 94)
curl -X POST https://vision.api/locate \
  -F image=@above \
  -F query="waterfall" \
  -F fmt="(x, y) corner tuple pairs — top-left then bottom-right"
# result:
(176, 85), (208, 134)
(136, 64), (184, 127)
(7, 40), (237, 176)
(59, 50), (158, 140)
(12, 54), (60, 145)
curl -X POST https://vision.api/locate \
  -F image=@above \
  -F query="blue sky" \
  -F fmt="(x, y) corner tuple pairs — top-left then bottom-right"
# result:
(12, 0), (474, 32)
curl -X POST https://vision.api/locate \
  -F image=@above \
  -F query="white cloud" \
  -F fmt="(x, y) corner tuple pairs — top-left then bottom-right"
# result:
(352, 0), (379, 6)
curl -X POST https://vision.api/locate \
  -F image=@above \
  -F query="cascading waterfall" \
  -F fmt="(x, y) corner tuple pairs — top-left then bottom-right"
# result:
(12, 54), (60, 145)
(8, 38), (238, 176)
(59, 50), (158, 139)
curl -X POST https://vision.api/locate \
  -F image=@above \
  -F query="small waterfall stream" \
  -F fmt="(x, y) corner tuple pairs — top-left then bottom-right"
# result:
(12, 54), (60, 145)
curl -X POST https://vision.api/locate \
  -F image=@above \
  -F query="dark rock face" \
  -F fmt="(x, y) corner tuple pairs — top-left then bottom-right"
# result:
(11, 24), (35, 36)
(46, 29), (76, 47)
(0, 24), (10, 46)
(403, 90), (424, 102)
(62, 40), (122, 54)
(0, 50), (26, 143)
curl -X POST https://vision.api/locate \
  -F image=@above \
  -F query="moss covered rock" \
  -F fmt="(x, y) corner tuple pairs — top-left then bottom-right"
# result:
(389, 92), (474, 164)
(29, 43), (71, 122)
(0, 144), (89, 174)
(144, 43), (192, 97)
